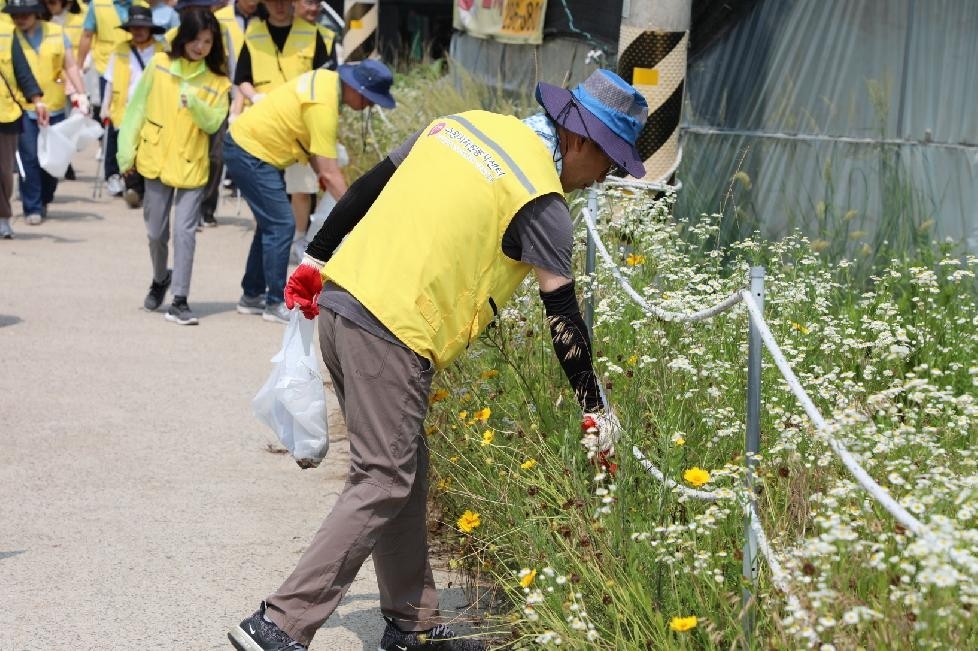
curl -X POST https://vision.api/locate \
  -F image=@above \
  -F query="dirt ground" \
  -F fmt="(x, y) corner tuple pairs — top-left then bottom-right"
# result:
(0, 142), (480, 650)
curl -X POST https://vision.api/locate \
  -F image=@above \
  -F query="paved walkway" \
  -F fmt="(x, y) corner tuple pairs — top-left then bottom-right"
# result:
(0, 145), (470, 650)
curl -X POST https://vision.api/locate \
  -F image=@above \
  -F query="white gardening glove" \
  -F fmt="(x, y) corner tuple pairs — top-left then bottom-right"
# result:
(70, 93), (91, 116)
(250, 93), (266, 103)
(581, 410), (621, 457)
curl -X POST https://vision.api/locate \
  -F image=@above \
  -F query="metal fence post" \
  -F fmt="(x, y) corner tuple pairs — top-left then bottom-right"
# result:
(743, 266), (764, 644)
(584, 188), (599, 335)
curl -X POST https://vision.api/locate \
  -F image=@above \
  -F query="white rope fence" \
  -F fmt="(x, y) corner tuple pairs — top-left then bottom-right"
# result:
(582, 206), (743, 322)
(583, 198), (978, 637)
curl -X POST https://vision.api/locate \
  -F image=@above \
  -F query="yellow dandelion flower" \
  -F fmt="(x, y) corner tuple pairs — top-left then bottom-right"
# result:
(520, 458), (537, 470)
(480, 369), (499, 379)
(449, 455), (459, 463)
(683, 467), (711, 487)
(481, 430), (495, 447)
(627, 354), (638, 366)
(519, 569), (537, 588)
(437, 478), (450, 491)
(457, 510), (481, 533)
(430, 389), (449, 403)
(457, 410), (468, 421)
(670, 615), (698, 632)
(473, 407), (491, 422)
(790, 322), (811, 335)
(674, 437), (686, 446)
(625, 253), (646, 266)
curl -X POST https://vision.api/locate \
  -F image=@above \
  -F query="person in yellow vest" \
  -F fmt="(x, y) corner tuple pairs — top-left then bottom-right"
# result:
(104, 4), (164, 208)
(222, 60), (391, 326)
(285, 0), (337, 258)
(44, 0), (86, 179)
(6, 0), (87, 225)
(116, 6), (229, 325)
(77, 0), (148, 194)
(0, 19), (46, 238)
(227, 69), (647, 651)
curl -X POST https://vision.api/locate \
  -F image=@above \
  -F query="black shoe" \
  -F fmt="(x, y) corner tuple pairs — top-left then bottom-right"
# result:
(379, 617), (486, 650)
(165, 297), (199, 325)
(143, 271), (171, 311)
(228, 601), (307, 651)
(123, 188), (142, 209)
(64, 164), (76, 181)
(202, 213), (217, 227)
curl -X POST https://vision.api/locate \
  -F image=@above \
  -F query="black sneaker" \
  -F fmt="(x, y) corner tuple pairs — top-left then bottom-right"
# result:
(165, 298), (199, 325)
(379, 617), (486, 650)
(228, 601), (307, 651)
(143, 271), (171, 311)
(202, 213), (218, 227)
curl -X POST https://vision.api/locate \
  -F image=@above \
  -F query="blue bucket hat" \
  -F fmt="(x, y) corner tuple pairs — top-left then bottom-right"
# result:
(338, 60), (396, 109)
(536, 69), (649, 178)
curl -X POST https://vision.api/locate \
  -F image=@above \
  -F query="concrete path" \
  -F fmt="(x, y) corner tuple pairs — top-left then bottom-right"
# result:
(0, 144), (472, 650)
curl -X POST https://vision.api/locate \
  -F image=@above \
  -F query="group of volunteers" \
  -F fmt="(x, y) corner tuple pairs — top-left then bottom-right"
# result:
(1, 0), (393, 328)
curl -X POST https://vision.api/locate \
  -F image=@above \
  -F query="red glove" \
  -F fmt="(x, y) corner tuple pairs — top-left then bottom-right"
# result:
(284, 262), (323, 319)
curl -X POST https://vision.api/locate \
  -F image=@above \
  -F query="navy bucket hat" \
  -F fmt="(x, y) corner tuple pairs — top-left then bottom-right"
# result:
(338, 60), (396, 109)
(536, 69), (649, 178)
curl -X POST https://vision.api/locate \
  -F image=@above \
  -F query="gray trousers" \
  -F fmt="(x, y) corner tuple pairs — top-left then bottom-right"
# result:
(143, 178), (203, 298)
(265, 310), (438, 646)
(0, 132), (17, 219)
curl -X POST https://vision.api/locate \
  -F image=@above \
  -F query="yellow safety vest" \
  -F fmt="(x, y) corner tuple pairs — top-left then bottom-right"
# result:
(62, 3), (87, 57)
(91, 0), (133, 75)
(245, 18), (317, 94)
(107, 39), (164, 127)
(135, 52), (231, 188)
(0, 24), (23, 122)
(324, 111), (564, 369)
(214, 5), (244, 73)
(229, 68), (338, 169)
(16, 23), (67, 113)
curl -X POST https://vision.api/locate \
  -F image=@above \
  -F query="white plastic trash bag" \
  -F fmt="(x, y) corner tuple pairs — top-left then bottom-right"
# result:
(252, 309), (329, 468)
(37, 125), (75, 177)
(54, 111), (104, 151)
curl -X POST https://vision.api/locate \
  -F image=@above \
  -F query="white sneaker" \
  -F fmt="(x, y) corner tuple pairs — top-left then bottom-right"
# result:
(106, 174), (124, 196)
(25, 213), (42, 226)
(0, 219), (13, 239)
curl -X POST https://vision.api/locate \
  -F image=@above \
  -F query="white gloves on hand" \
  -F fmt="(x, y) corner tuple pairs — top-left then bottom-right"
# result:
(70, 93), (91, 116)
(250, 93), (266, 103)
(581, 410), (621, 456)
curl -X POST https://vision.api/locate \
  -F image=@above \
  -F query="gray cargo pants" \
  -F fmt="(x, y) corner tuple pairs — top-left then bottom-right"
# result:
(265, 309), (439, 645)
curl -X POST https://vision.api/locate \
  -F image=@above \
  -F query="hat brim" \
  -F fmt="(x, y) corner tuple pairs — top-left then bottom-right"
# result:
(118, 22), (166, 34)
(338, 65), (396, 109)
(3, 5), (43, 14)
(536, 82), (646, 179)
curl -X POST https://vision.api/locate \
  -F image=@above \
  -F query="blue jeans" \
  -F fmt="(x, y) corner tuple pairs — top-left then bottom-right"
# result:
(18, 112), (66, 216)
(223, 134), (293, 305)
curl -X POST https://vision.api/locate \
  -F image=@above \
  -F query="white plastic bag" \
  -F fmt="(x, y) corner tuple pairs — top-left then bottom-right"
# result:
(37, 125), (75, 177)
(252, 309), (329, 467)
(54, 111), (104, 151)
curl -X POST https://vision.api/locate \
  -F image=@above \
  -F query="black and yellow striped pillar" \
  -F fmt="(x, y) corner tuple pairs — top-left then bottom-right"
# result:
(617, 0), (691, 183)
(343, 0), (378, 62)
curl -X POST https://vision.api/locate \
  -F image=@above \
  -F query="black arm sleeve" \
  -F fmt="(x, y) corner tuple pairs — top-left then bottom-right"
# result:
(312, 32), (330, 69)
(541, 280), (603, 412)
(305, 157), (397, 261)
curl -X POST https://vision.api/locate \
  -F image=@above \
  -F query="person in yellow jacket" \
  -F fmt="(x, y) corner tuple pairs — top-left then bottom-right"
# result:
(0, 19), (46, 238)
(6, 0), (87, 225)
(117, 6), (229, 325)
(104, 4), (164, 208)
(222, 59), (391, 325)
(227, 69), (647, 651)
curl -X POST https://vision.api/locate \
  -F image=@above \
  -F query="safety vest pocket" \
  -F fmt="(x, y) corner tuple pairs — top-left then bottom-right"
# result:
(416, 294), (440, 332)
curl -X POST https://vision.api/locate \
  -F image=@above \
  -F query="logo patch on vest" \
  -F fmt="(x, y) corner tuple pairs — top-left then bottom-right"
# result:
(434, 127), (507, 182)
(428, 122), (445, 136)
